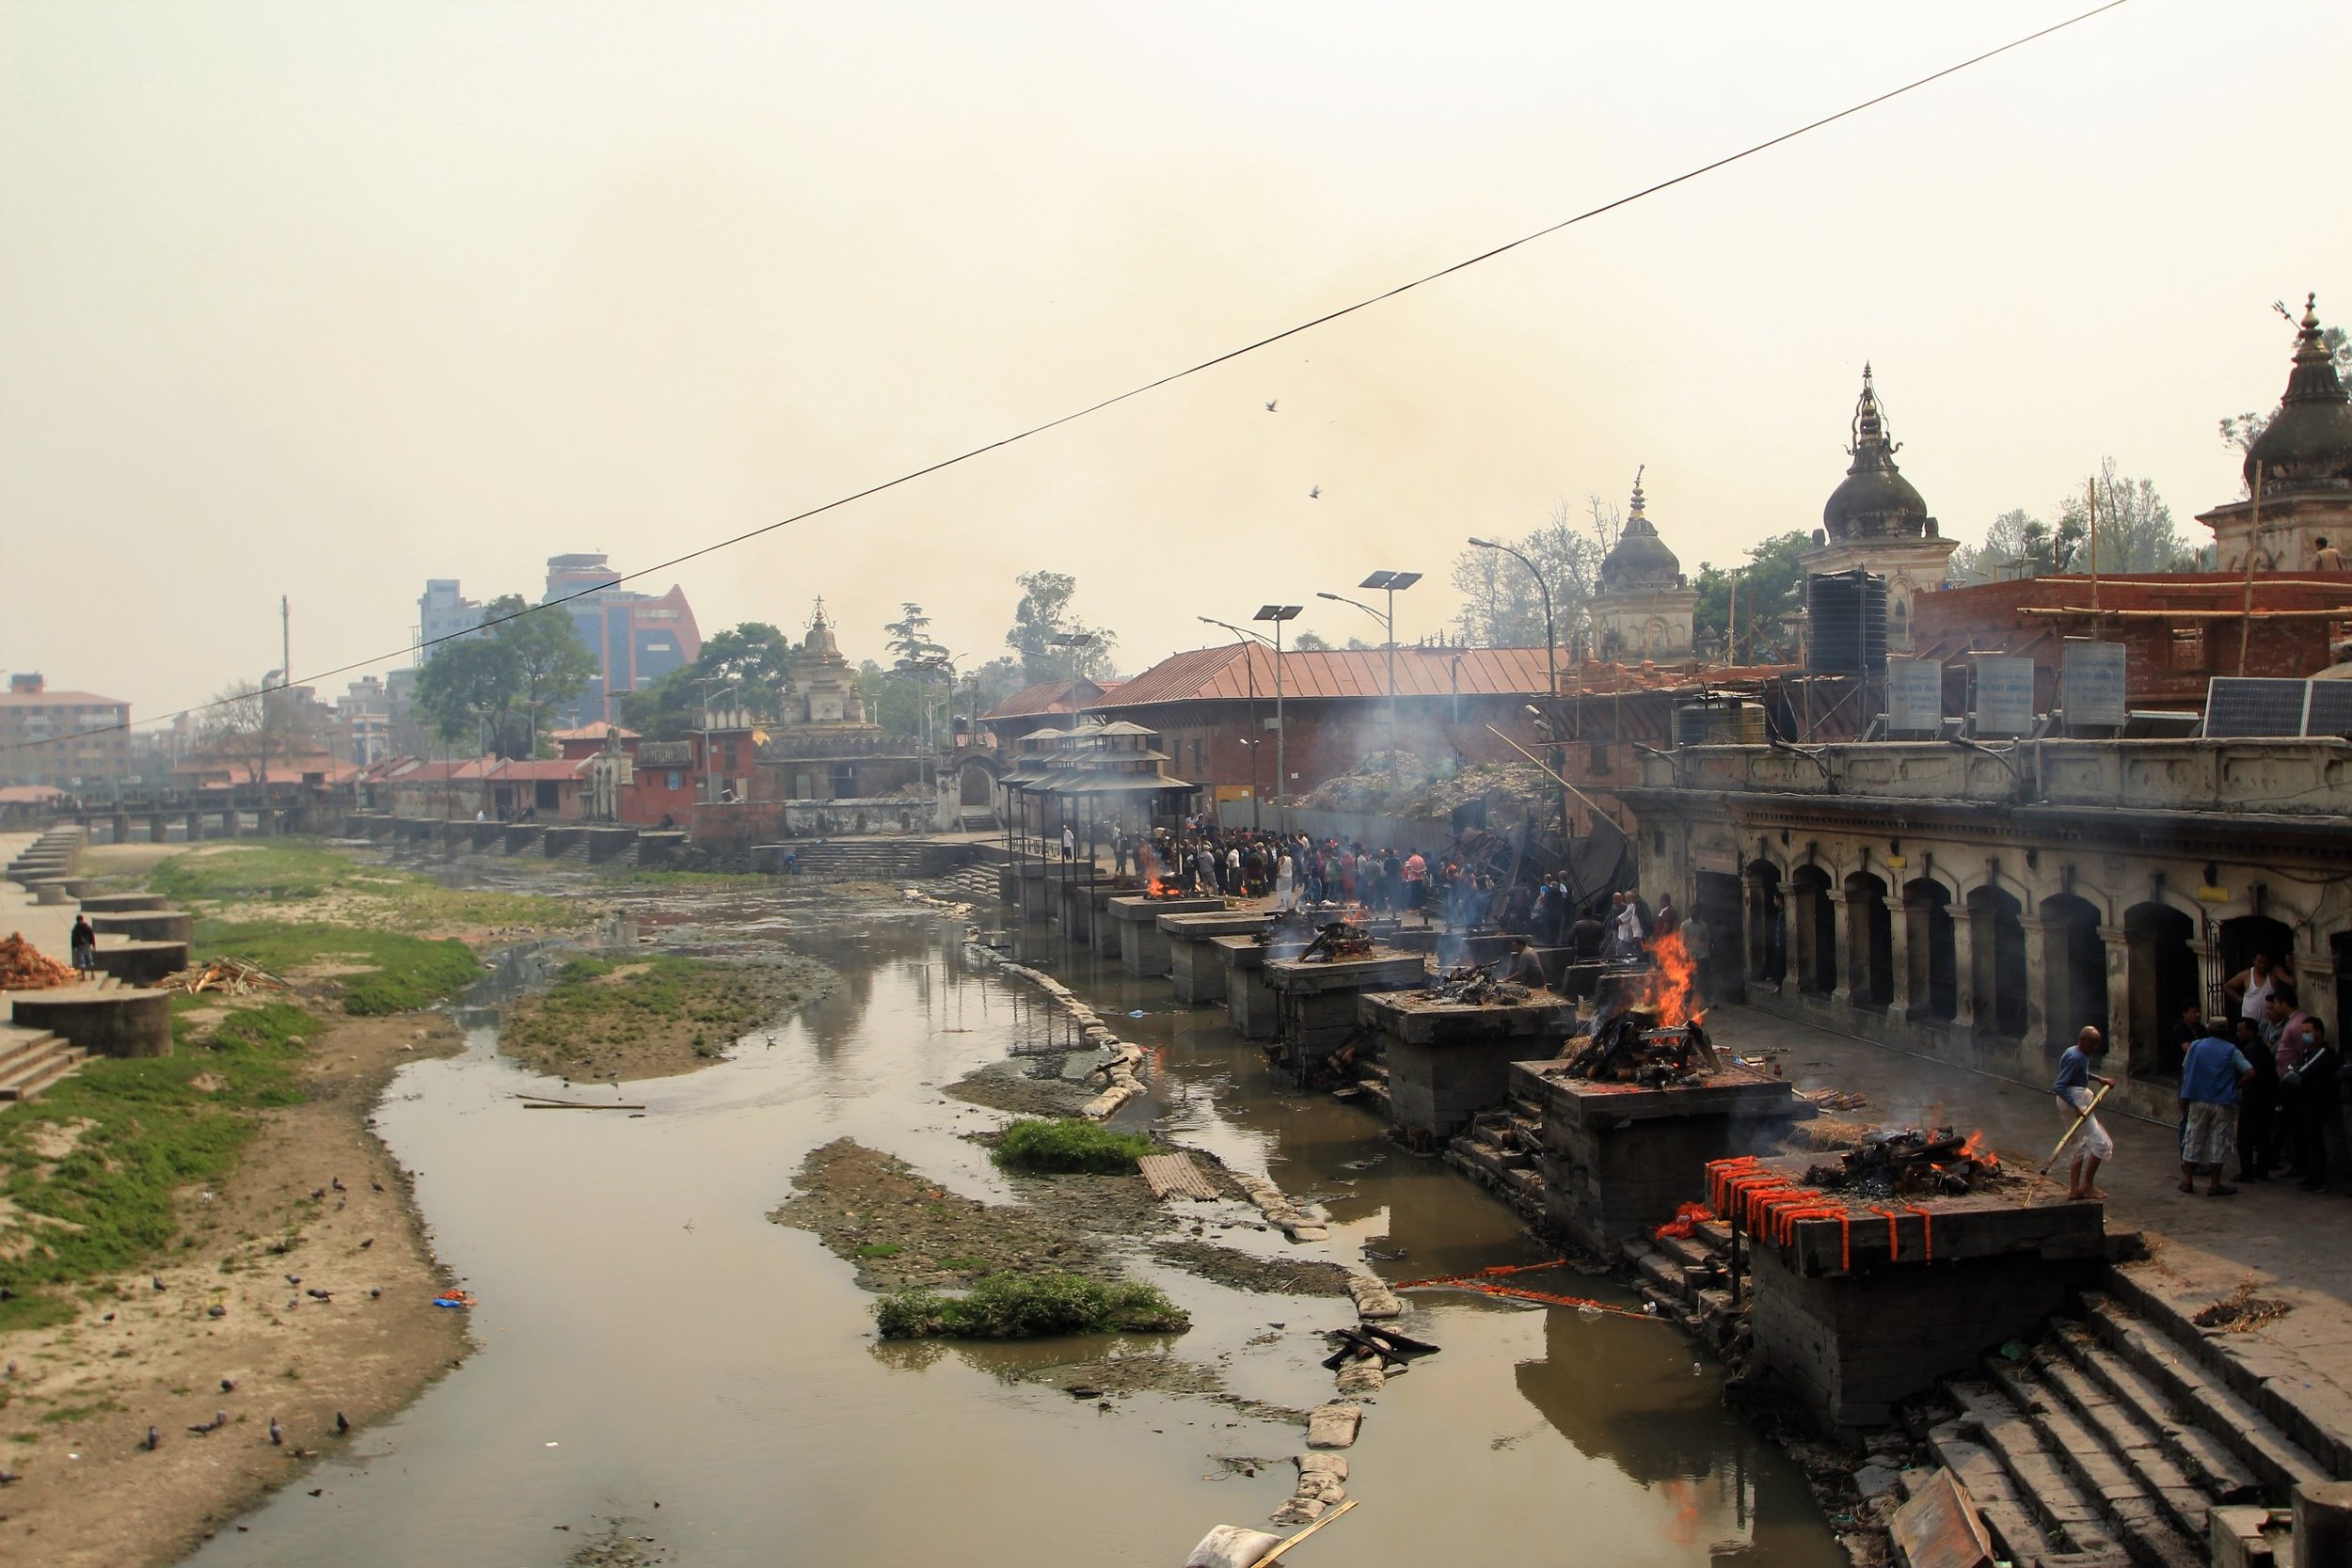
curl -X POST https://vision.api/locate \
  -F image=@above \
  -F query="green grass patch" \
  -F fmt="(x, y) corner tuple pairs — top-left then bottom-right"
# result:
(990, 1118), (1158, 1175)
(192, 920), (484, 1014)
(852, 1242), (903, 1259)
(499, 954), (821, 1067)
(0, 1002), (317, 1330)
(149, 838), (578, 934)
(873, 1273), (1188, 1339)
(37, 1399), (124, 1425)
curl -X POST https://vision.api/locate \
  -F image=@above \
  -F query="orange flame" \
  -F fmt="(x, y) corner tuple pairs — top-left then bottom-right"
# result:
(1136, 844), (1168, 895)
(1957, 1130), (1999, 1170)
(1640, 928), (1700, 1028)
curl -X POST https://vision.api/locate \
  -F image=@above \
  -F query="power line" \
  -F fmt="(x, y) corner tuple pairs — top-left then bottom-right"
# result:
(7, 0), (2132, 758)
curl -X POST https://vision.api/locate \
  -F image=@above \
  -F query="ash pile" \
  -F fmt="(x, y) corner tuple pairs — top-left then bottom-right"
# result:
(1558, 1007), (1720, 1086)
(1803, 1127), (2004, 1199)
(1417, 965), (1530, 1006)
(1295, 921), (1376, 964)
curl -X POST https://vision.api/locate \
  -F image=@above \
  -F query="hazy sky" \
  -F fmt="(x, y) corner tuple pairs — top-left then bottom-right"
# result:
(4, 0), (2346, 724)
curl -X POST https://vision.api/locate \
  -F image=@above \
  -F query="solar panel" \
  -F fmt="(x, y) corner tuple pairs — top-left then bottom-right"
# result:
(2203, 677), (2310, 737)
(2306, 681), (2352, 738)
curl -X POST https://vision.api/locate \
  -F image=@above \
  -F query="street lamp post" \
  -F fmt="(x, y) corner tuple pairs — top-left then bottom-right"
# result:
(1317, 569), (1420, 761)
(1200, 615), (1270, 830)
(1254, 605), (1302, 832)
(1468, 536), (1569, 849)
(692, 673), (739, 806)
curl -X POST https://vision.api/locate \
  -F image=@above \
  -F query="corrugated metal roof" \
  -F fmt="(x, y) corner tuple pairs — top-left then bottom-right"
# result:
(1095, 643), (1565, 706)
(984, 677), (1126, 721)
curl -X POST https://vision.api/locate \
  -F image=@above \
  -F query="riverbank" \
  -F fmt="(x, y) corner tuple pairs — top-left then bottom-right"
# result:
(0, 837), (599, 1566)
(0, 1007), (470, 1568)
(498, 952), (836, 1082)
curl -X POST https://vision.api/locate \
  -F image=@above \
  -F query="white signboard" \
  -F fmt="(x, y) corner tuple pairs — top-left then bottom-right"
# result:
(1886, 659), (1944, 735)
(1973, 656), (2038, 737)
(2062, 640), (2128, 730)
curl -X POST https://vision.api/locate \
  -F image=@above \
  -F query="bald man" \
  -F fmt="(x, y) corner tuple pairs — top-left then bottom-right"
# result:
(2053, 1025), (2115, 1201)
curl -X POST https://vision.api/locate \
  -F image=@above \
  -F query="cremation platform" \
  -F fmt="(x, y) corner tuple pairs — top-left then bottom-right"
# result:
(1107, 894), (1226, 974)
(1362, 990), (1575, 1144)
(1159, 911), (1270, 1004)
(1263, 952), (1427, 1085)
(1515, 1062), (1804, 1256)
(1714, 1152), (2107, 1431)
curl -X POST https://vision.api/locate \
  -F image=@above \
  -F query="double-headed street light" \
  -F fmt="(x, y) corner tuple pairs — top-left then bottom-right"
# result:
(1316, 568), (1420, 761)
(1253, 605), (1302, 831)
(1199, 615), (1272, 830)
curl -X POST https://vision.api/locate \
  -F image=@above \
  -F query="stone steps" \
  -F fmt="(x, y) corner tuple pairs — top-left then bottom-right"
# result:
(1945, 1376), (2135, 1564)
(1980, 1357), (2206, 1568)
(0, 1026), (87, 1105)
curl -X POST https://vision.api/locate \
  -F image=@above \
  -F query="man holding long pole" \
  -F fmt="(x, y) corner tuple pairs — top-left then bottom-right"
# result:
(2051, 1025), (2115, 1201)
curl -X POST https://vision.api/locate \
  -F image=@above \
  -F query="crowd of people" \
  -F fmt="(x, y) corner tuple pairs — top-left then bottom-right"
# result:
(2055, 948), (2342, 1203)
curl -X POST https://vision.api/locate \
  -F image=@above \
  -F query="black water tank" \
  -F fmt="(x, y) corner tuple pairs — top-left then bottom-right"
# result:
(1805, 568), (1887, 674)
(1672, 697), (1767, 748)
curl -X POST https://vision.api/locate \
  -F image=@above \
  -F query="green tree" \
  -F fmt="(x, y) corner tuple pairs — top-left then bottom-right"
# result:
(1449, 496), (1605, 648)
(621, 622), (799, 739)
(1948, 509), (2042, 585)
(1691, 532), (1813, 664)
(2056, 461), (2192, 573)
(1007, 571), (1118, 682)
(413, 597), (596, 758)
(1291, 629), (1333, 651)
(858, 659), (927, 739)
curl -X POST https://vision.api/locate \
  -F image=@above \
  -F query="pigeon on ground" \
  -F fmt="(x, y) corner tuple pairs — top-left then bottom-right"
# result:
(102, 1312), (115, 1323)
(152, 1276), (167, 1291)
(307, 1289), (333, 1302)
(221, 1377), (237, 1393)
(371, 1180), (385, 1193)
(145, 1426), (162, 1451)
(0, 1469), (19, 1484)
(285, 1275), (301, 1287)
(331, 1178), (346, 1193)
(334, 1412), (352, 1435)
(189, 1411), (229, 1435)
(369, 1288), (383, 1300)
(207, 1305), (228, 1319)
(269, 1418), (284, 1446)
(309, 1188), (326, 1201)
(358, 1238), (374, 1250)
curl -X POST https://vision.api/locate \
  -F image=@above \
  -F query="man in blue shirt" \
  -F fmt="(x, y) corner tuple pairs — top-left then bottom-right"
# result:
(2179, 1027), (2254, 1196)
(2052, 1026), (2114, 1202)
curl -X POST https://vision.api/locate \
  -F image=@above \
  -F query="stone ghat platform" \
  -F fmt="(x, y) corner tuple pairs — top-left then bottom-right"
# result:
(1106, 894), (1227, 975)
(1513, 1062), (1806, 1256)
(77, 893), (167, 913)
(1715, 1153), (2108, 1432)
(1263, 951), (1427, 1085)
(1361, 990), (1574, 1146)
(89, 909), (195, 943)
(9, 985), (172, 1058)
(1159, 910), (1269, 1005)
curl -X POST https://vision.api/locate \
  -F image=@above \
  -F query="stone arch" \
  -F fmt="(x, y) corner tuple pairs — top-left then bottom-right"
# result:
(958, 754), (1001, 808)
(1791, 864), (1836, 996)
(2040, 893), (2108, 1055)
(1903, 877), (1958, 1022)
(2123, 900), (2199, 1078)
(1966, 885), (2028, 1039)
(1745, 860), (1786, 986)
(1844, 870), (1893, 1008)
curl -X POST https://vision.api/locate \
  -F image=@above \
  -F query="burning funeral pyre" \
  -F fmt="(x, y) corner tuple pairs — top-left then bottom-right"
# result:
(1558, 928), (1717, 1085)
(1804, 1127), (2004, 1199)
(1295, 921), (1375, 963)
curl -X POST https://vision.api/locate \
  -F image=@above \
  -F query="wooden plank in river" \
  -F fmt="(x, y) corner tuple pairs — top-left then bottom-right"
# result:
(1137, 1151), (1221, 1201)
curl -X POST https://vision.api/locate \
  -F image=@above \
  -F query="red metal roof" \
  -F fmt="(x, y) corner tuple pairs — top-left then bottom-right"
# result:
(983, 677), (1123, 721)
(1093, 643), (1565, 706)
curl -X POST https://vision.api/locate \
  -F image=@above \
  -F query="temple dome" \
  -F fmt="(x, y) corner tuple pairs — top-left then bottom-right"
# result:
(1597, 470), (1684, 591)
(1823, 366), (1931, 541)
(2246, 294), (2352, 496)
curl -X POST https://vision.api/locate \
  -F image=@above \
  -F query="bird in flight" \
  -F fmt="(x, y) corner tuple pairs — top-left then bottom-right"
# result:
(1309, 486), (1321, 499)
(1264, 400), (1278, 413)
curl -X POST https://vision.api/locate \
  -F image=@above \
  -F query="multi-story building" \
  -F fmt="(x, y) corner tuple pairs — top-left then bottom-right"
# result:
(416, 579), (486, 661)
(336, 676), (393, 767)
(541, 553), (702, 724)
(0, 673), (134, 792)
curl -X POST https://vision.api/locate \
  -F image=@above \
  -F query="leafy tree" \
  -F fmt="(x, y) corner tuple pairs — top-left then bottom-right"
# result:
(2055, 461), (2193, 573)
(1007, 571), (1118, 682)
(1449, 496), (1605, 648)
(413, 597), (596, 757)
(1691, 532), (1813, 664)
(196, 680), (323, 784)
(1947, 509), (2043, 585)
(621, 622), (799, 740)
(1291, 629), (1333, 651)
(858, 659), (927, 739)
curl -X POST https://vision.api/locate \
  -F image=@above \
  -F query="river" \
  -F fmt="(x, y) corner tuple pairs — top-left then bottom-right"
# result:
(182, 891), (1840, 1567)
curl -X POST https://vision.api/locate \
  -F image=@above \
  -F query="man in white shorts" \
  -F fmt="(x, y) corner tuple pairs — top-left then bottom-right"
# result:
(2052, 1025), (2115, 1201)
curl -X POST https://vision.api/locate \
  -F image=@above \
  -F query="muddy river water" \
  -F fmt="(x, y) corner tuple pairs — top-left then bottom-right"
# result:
(183, 894), (1840, 1567)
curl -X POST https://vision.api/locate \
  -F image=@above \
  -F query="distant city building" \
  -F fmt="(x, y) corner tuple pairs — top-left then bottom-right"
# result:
(337, 675), (392, 767)
(416, 579), (486, 662)
(541, 553), (702, 724)
(0, 673), (133, 792)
